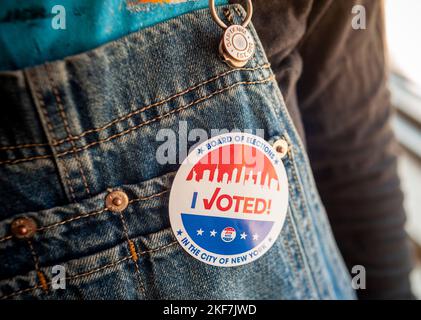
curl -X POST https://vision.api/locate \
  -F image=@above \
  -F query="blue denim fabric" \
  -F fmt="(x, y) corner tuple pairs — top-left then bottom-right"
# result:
(0, 5), (356, 299)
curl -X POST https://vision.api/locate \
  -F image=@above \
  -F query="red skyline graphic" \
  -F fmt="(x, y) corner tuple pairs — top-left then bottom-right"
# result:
(187, 144), (280, 190)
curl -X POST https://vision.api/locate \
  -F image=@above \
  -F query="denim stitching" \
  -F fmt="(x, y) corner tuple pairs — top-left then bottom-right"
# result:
(0, 240), (178, 299)
(27, 240), (48, 293)
(138, 240), (178, 255)
(286, 183), (307, 276)
(34, 84), (55, 134)
(0, 73), (272, 166)
(0, 285), (41, 300)
(0, 256), (131, 300)
(286, 162), (314, 296)
(0, 235), (12, 243)
(33, 76), (77, 201)
(118, 212), (146, 296)
(0, 154), (52, 166)
(68, 256), (131, 281)
(50, 64), (270, 146)
(54, 76), (274, 159)
(280, 216), (300, 283)
(0, 189), (169, 243)
(0, 64), (269, 153)
(286, 181), (319, 298)
(27, 240), (41, 272)
(275, 139), (316, 296)
(60, 163), (77, 202)
(288, 148), (331, 298)
(46, 64), (91, 196)
(234, 7), (246, 22)
(0, 142), (49, 151)
(223, 8), (234, 24)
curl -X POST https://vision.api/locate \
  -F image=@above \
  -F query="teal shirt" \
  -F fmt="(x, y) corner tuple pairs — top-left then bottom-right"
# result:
(0, 0), (227, 71)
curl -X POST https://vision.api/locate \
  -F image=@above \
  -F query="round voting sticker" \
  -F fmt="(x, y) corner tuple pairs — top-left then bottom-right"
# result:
(169, 133), (289, 267)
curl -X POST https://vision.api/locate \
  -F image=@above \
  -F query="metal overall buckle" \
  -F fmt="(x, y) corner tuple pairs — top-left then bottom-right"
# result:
(209, 0), (255, 68)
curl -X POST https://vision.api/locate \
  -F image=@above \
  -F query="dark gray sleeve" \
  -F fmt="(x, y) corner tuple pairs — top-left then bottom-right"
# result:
(296, 0), (414, 299)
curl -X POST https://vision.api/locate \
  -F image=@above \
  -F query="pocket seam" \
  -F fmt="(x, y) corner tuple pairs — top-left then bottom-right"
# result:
(50, 64), (271, 147)
(0, 189), (169, 243)
(286, 147), (335, 298)
(53, 76), (275, 159)
(0, 240), (179, 300)
(0, 65), (270, 154)
(0, 73), (273, 166)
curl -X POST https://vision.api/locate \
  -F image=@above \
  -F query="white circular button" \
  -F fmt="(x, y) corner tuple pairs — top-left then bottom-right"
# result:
(273, 139), (289, 159)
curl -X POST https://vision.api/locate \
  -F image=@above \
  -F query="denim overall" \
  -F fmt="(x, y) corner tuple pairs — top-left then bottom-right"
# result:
(0, 5), (356, 299)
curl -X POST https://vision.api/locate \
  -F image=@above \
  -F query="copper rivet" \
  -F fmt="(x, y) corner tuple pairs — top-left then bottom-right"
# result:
(112, 198), (123, 206)
(105, 190), (129, 212)
(276, 145), (285, 153)
(11, 217), (37, 239)
(273, 139), (289, 159)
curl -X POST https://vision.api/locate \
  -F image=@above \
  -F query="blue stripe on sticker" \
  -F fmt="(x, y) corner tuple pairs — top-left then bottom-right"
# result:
(181, 213), (275, 255)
